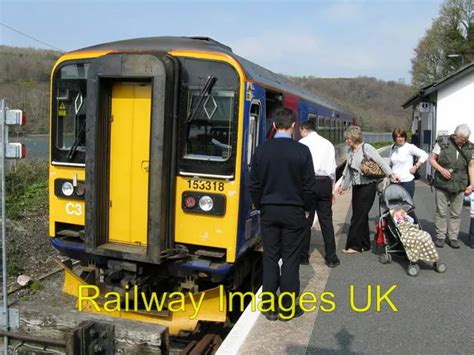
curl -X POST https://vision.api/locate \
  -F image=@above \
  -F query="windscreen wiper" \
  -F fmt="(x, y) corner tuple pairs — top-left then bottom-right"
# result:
(67, 120), (86, 160)
(186, 75), (217, 123)
(67, 92), (85, 160)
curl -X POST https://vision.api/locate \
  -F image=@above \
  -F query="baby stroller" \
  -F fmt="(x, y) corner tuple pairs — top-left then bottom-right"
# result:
(375, 184), (447, 277)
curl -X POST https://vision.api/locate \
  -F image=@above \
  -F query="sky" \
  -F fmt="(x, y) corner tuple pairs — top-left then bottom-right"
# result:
(0, 0), (445, 83)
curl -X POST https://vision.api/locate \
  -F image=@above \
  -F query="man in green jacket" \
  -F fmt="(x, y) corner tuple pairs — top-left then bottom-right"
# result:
(428, 124), (474, 248)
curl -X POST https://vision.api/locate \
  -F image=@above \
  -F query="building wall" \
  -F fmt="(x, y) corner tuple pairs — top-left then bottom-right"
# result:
(436, 72), (474, 137)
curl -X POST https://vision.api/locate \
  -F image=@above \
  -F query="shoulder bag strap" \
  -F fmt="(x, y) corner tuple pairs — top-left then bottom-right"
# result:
(452, 142), (470, 167)
(362, 143), (368, 159)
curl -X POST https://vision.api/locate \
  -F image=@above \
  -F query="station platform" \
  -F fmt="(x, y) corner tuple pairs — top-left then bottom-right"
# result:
(218, 178), (473, 354)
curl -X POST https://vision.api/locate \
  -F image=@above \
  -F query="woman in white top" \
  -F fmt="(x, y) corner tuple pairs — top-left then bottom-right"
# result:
(390, 127), (428, 198)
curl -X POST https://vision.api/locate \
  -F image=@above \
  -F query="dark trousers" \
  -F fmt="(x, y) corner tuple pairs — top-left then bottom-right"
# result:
(302, 177), (336, 261)
(399, 180), (415, 198)
(260, 205), (306, 307)
(393, 181), (417, 222)
(346, 183), (377, 252)
(470, 219), (474, 243)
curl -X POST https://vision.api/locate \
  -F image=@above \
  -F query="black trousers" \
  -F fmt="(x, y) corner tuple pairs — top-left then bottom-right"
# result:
(302, 177), (336, 261)
(346, 182), (377, 252)
(260, 205), (306, 307)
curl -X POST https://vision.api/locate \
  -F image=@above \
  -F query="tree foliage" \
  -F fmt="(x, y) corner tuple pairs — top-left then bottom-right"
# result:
(0, 45), (412, 135)
(411, 0), (474, 88)
(0, 46), (61, 134)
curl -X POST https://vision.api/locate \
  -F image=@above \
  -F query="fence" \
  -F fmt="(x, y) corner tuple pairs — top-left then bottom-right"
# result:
(363, 132), (392, 143)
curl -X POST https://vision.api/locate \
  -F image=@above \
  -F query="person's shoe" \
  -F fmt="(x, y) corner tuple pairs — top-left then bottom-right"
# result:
(300, 258), (309, 265)
(262, 310), (278, 321)
(279, 306), (304, 321)
(434, 238), (445, 248)
(325, 256), (340, 268)
(342, 248), (360, 254)
(447, 239), (460, 249)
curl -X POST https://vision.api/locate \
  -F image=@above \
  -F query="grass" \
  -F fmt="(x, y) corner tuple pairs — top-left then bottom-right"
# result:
(371, 141), (392, 149)
(5, 160), (48, 220)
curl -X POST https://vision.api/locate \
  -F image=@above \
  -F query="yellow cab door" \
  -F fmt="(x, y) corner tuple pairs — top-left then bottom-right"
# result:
(108, 82), (151, 246)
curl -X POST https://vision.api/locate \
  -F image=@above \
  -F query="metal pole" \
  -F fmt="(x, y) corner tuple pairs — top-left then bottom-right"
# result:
(0, 99), (9, 354)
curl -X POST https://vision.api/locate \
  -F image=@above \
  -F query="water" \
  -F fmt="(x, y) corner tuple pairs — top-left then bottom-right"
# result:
(10, 135), (48, 160)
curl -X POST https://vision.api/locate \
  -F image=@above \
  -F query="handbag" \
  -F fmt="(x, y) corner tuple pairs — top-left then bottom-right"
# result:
(360, 143), (385, 178)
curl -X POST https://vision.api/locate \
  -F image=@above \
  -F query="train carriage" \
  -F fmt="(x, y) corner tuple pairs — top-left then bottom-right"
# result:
(49, 36), (353, 334)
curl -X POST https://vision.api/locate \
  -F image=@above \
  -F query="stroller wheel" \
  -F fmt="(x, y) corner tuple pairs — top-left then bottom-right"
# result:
(407, 265), (418, 277)
(434, 262), (447, 273)
(379, 254), (391, 264)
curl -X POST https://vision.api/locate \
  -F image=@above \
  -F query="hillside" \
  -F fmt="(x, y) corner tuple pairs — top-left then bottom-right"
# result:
(289, 76), (415, 131)
(0, 46), (61, 134)
(0, 45), (415, 133)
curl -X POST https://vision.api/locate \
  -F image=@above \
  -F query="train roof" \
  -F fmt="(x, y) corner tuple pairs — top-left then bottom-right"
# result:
(74, 36), (346, 114)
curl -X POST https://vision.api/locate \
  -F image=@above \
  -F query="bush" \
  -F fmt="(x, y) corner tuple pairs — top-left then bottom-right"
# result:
(5, 160), (48, 220)
(371, 141), (392, 149)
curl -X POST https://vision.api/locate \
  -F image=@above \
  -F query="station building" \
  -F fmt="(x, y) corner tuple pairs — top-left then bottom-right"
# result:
(402, 62), (474, 178)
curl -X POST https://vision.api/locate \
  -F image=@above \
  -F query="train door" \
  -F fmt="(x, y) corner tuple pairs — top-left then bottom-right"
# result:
(244, 90), (265, 242)
(264, 90), (283, 139)
(108, 82), (152, 245)
(247, 101), (261, 169)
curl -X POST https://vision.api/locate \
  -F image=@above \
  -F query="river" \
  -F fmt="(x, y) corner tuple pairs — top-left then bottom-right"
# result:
(10, 135), (48, 160)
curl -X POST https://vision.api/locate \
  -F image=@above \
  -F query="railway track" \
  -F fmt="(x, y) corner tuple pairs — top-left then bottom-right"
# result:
(1, 260), (255, 354)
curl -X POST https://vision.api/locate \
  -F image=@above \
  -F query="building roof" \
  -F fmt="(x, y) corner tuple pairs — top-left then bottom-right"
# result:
(402, 62), (474, 109)
(73, 36), (344, 113)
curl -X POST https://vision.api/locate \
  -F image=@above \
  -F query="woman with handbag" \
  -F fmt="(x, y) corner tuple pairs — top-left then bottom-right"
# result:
(389, 127), (428, 198)
(337, 126), (399, 254)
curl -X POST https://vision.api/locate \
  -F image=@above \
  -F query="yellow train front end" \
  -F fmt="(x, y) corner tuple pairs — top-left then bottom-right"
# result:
(48, 39), (260, 335)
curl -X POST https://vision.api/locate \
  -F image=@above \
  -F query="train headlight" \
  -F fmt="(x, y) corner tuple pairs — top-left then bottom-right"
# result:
(61, 182), (74, 197)
(75, 183), (85, 197)
(199, 196), (214, 212)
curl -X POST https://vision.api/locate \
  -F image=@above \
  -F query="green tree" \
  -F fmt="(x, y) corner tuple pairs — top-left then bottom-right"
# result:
(411, 0), (474, 88)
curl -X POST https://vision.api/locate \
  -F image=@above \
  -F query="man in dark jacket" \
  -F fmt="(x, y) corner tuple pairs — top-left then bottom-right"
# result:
(428, 124), (474, 248)
(250, 108), (316, 321)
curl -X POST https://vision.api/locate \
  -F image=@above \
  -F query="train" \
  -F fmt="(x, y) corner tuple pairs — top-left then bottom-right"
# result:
(48, 36), (354, 335)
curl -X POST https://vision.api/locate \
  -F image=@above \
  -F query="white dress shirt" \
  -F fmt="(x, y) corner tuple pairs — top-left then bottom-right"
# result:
(390, 142), (428, 182)
(299, 131), (336, 181)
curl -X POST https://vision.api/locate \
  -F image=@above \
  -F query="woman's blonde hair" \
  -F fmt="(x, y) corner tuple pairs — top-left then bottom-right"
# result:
(344, 125), (363, 144)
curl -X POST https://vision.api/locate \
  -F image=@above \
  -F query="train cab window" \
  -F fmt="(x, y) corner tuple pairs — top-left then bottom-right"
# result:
(178, 58), (239, 178)
(185, 89), (234, 161)
(52, 62), (89, 164)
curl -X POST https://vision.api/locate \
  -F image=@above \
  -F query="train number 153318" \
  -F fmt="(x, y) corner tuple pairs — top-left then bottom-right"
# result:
(187, 180), (224, 192)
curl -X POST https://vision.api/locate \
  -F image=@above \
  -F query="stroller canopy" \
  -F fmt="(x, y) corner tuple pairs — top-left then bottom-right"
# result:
(380, 184), (415, 214)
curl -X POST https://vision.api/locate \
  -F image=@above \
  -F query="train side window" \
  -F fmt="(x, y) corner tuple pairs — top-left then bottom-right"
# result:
(307, 113), (317, 126)
(247, 102), (261, 167)
(336, 120), (342, 143)
(317, 115), (325, 138)
(329, 118), (335, 142)
(324, 118), (331, 140)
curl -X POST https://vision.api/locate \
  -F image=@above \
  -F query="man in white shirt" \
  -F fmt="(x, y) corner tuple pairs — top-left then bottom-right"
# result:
(299, 120), (340, 267)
